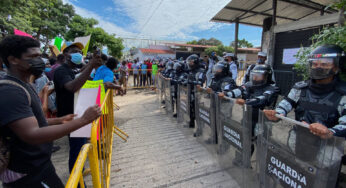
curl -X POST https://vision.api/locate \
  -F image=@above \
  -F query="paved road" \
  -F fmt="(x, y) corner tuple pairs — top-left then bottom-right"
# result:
(110, 89), (238, 188)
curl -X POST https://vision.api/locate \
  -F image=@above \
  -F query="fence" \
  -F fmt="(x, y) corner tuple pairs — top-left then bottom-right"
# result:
(120, 69), (159, 89)
(66, 89), (128, 188)
(157, 83), (344, 188)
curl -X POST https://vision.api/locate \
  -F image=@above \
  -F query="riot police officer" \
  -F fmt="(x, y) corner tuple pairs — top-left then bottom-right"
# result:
(162, 60), (174, 78)
(264, 44), (346, 138)
(242, 52), (275, 85)
(209, 61), (237, 93)
(220, 64), (279, 157)
(180, 54), (206, 128)
(171, 61), (186, 117)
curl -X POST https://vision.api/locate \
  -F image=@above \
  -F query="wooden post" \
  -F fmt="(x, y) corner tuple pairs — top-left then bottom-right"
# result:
(234, 18), (239, 56)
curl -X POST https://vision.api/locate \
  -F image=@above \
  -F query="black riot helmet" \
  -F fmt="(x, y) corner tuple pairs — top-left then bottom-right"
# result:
(250, 64), (272, 86)
(186, 54), (200, 70)
(173, 61), (184, 73)
(166, 61), (174, 70)
(308, 44), (345, 80)
(212, 61), (230, 78)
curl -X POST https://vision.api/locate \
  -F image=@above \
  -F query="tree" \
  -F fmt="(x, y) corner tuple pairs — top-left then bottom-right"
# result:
(64, 15), (98, 41)
(0, 0), (35, 37)
(205, 45), (234, 56)
(0, 0), (74, 51)
(231, 38), (254, 48)
(187, 37), (222, 46)
(187, 40), (198, 45)
(294, 0), (346, 81)
(30, 0), (75, 52)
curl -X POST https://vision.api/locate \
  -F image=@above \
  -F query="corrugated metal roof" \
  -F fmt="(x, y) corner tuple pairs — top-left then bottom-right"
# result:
(140, 48), (175, 54)
(211, 0), (338, 26)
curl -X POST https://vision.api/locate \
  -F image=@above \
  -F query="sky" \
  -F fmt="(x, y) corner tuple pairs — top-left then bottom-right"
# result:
(62, 0), (263, 47)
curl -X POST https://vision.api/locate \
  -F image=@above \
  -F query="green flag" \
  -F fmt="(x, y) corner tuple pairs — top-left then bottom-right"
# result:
(54, 37), (63, 51)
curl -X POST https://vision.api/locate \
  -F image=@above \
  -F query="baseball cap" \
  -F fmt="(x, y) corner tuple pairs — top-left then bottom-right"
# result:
(258, 52), (267, 57)
(61, 41), (84, 53)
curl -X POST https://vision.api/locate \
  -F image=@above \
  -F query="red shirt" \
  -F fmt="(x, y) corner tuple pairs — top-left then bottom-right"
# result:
(127, 62), (132, 70)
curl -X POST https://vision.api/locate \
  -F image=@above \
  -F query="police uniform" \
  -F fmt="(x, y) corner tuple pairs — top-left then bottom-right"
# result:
(180, 55), (206, 127)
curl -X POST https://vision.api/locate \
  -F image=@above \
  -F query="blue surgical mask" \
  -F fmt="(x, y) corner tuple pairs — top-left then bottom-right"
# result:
(257, 59), (265, 64)
(70, 53), (83, 64)
(44, 67), (52, 72)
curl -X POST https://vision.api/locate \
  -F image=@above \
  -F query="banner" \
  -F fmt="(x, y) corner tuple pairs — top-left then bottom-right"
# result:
(54, 37), (63, 51)
(14, 29), (32, 38)
(74, 35), (91, 56)
(72, 80), (104, 137)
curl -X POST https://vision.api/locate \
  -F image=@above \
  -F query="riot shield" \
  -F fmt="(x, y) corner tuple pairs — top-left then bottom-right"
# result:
(159, 75), (165, 106)
(157, 74), (163, 103)
(257, 111), (344, 188)
(164, 78), (173, 113)
(177, 84), (190, 125)
(194, 87), (217, 146)
(216, 96), (257, 188)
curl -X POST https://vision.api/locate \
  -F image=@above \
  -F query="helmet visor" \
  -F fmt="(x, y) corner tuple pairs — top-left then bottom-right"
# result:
(308, 58), (336, 79)
(250, 71), (267, 86)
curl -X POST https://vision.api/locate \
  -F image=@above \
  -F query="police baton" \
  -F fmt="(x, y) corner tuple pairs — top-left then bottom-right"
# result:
(274, 114), (310, 129)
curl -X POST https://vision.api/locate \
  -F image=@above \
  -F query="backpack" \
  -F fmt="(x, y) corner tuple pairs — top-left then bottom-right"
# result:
(0, 79), (31, 174)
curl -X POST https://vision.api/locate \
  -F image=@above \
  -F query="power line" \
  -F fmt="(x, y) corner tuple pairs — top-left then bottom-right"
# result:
(135, 0), (164, 39)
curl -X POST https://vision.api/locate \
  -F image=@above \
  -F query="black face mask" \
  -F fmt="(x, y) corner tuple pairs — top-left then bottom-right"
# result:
(310, 68), (336, 80)
(26, 58), (45, 77)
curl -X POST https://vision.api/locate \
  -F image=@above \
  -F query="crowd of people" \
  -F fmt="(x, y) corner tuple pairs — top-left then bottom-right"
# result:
(0, 33), (345, 187)
(0, 35), (127, 187)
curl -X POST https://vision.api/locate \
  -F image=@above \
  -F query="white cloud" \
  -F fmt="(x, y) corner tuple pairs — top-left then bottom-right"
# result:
(62, 0), (137, 38)
(63, 0), (230, 41)
(112, 0), (229, 40)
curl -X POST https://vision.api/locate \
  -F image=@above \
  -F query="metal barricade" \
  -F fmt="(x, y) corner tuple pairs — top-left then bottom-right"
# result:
(194, 87), (217, 146)
(65, 89), (129, 188)
(257, 111), (343, 188)
(177, 84), (191, 125)
(215, 96), (257, 188)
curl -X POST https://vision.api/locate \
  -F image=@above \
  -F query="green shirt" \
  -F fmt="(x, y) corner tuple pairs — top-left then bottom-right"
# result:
(152, 64), (158, 75)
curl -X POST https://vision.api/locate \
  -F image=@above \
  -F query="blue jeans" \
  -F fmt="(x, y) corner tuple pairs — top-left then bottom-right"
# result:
(68, 136), (87, 172)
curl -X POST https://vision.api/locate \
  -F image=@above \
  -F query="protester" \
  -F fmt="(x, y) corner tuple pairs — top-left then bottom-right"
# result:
(146, 59), (152, 86)
(46, 54), (65, 81)
(0, 35), (101, 187)
(0, 58), (6, 78)
(141, 61), (148, 87)
(119, 61), (128, 94)
(53, 41), (103, 174)
(132, 60), (140, 87)
(151, 60), (158, 86)
(93, 56), (123, 99)
(127, 60), (132, 76)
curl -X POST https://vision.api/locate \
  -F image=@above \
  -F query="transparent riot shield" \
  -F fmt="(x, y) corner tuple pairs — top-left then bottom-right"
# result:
(177, 84), (190, 125)
(164, 78), (173, 113)
(257, 111), (344, 188)
(194, 87), (217, 147)
(157, 74), (163, 103)
(216, 96), (257, 188)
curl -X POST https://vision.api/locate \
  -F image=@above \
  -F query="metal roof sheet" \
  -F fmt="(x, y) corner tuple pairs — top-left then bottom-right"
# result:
(211, 0), (338, 26)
